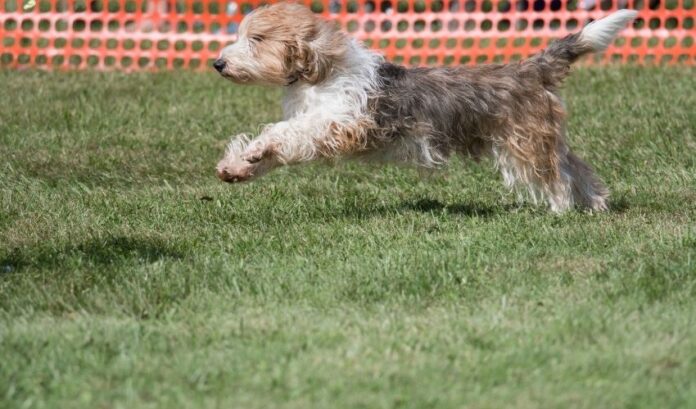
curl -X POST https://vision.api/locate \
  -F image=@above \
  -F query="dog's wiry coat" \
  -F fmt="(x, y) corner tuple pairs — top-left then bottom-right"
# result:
(214, 3), (637, 212)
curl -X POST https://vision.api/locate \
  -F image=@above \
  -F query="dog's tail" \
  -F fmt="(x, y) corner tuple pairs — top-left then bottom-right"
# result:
(532, 10), (638, 85)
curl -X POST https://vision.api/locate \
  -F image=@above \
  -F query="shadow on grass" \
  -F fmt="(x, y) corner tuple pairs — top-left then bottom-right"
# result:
(332, 197), (513, 220)
(404, 196), (637, 217)
(400, 198), (508, 217)
(1, 236), (183, 273)
(333, 196), (630, 220)
(608, 196), (631, 213)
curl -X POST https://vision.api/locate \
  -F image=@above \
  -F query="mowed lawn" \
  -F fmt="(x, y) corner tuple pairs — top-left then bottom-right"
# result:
(1, 66), (695, 409)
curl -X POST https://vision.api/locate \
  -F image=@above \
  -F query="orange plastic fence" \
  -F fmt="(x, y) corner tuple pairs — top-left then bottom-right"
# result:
(1, 0), (694, 71)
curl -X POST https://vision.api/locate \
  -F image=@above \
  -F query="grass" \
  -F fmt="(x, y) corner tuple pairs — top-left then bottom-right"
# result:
(1, 66), (695, 409)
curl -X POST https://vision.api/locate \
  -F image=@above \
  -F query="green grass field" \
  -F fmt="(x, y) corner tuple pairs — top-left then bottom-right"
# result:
(1, 67), (695, 408)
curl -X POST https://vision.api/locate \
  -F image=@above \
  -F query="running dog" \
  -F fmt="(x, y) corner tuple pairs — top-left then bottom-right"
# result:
(213, 2), (637, 212)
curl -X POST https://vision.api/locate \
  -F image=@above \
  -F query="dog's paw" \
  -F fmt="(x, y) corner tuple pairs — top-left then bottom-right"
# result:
(216, 158), (258, 183)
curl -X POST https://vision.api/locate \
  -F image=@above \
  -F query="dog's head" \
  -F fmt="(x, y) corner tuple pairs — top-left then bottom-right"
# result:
(213, 2), (347, 86)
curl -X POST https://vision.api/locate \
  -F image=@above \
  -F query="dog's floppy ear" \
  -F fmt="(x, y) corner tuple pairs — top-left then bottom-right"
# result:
(294, 21), (347, 84)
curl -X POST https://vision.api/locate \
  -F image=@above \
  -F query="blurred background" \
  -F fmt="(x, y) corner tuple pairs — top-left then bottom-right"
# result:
(1, 0), (694, 71)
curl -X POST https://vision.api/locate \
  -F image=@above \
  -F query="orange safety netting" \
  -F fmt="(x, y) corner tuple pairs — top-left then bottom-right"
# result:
(1, 0), (694, 71)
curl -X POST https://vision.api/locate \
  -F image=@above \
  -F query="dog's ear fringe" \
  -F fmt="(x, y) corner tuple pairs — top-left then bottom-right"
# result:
(294, 20), (347, 84)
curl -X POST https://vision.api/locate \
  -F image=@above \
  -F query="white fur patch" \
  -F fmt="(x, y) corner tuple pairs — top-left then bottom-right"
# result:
(581, 10), (638, 51)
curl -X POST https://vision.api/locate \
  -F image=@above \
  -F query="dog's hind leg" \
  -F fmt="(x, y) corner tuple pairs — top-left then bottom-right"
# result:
(493, 133), (608, 212)
(551, 125), (609, 212)
(493, 141), (568, 212)
(560, 150), (609, 211)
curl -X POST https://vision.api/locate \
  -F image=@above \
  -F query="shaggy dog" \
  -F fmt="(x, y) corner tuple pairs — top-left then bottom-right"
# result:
(213, 2), (637, 212)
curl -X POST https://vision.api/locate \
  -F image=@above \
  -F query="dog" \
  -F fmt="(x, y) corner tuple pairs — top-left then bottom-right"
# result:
(213, 2), (637, 212)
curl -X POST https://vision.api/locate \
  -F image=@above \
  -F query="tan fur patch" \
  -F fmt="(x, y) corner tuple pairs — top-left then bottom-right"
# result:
(317, 118), (372, 157)
(237, 3), (347, 85)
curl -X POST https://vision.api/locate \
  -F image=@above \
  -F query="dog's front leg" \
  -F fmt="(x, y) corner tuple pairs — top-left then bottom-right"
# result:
(217, 118), (362, 183)
(242, 119), (332, 165)
(217, 121), (312, 183)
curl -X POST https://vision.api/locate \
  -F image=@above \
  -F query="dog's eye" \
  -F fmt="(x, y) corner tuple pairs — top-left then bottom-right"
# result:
(249, 35), (264, 43)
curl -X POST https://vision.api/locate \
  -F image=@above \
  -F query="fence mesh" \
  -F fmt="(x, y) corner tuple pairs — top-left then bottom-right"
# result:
(1, 0), (694, 71)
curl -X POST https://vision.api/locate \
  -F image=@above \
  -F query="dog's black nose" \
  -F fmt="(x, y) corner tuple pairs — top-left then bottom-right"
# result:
(213, 59), (226, 73)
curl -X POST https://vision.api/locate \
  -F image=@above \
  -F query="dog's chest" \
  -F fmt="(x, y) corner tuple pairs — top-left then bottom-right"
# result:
(282, 84), (352, 120)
